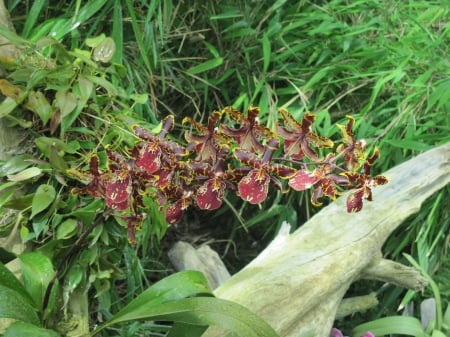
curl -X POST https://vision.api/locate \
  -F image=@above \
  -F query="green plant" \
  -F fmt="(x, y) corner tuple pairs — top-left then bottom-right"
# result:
(352, 255), (450, 337)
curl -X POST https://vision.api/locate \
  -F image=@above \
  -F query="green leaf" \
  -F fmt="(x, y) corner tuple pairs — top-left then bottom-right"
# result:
(353, 316), (426, 337)
(383, 139), (432, 152)
(85, 75), (118, 96)
(56, 218), (78, 240)
(93, 271), (212, 333)
(261, 33), (271, 74)
(21, 0), (47, 38)
(167, 323), (207, 337)
(19, 252), (56, 311)
(7, 167), (42, 182)
(93, 37), (116, 63)
(54, 91), (78, 118)
(96, 297), (280, 337)
(26, 91), (53, 126)
(0, 97), (19, 118)
(1, 154), (34, 175)
(130, 93), (148, 104)
(76, 76), (94, 102)
(69, 199), (104, 224)
(2, 194), (34, 210)
(31, 185), (56, 219)
(0, 262), (35, 307)
(86, 34), (106, 48)
(4, 321), (60, 337)
(187, 57), (224, 75)
(0, 285), (40, 325)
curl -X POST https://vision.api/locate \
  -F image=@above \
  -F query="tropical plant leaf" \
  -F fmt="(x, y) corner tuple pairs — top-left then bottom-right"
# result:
(353, 316), (426, 337)
(7, 167), (42, 182)
(4, 321), (60, 337)
(30, 184), (56, 219)
(18, 252), (56, 311)
(95, 297), (280, 337)
(0, 285), (40, 325)
(0, 262), (35, 306)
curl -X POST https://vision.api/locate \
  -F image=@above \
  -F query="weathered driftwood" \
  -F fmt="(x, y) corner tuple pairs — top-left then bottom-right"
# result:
(168, 241), (231, 290)
(202, 142), (450, 337)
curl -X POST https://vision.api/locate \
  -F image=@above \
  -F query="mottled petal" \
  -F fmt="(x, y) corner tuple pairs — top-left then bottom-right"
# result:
(321, 178), (337, 199)
(372, 175), (389, 186)
(106, 174), (132, 210)
(165, 200), (184, 224)
(347, 189), (365, 213)
(196, 178), (225, 210)
(289, 169), (320, 191)
(269, 163), (297, 178)
(135, 142), (161, 174)
(238, 169), (270, 204)
(336, 115), (355, 146)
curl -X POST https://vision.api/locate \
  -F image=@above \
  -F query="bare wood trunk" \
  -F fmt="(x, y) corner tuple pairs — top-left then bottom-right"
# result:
(204, 142), (450, 337)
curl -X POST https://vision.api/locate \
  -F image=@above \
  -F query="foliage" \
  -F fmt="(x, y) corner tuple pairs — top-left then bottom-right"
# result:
(0, 0), (449, 336)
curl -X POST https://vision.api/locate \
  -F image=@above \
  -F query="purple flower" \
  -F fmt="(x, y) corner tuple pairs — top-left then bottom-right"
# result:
(331, 328), (374, 337)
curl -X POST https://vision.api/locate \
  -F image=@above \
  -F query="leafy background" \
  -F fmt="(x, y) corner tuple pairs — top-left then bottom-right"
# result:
(0, 0), (449, 336)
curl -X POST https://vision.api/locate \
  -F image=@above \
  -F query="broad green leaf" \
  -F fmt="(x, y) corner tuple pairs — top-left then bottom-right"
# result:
(187, 58), (224, 75)
(353, 316), (426, 337)
(0, 285), (40, 325)
(85, 75), (118, 96)
(431, 330), (447, 337)
(93, 37), (116, 63)
(94, 271), (212, 331)
(3, 194), (34, 210)
(31, 184), (56, 219)
(7, 167), (42, 182)
(19, 252), (56, 310)
(4, 321), (60, 337)
(1, 154), (34, 175)
(35, 137), (77, 158)
(0, 97), (19, 118)
(56, 218), (78, 240)
(86, 34), (106, 48)
(69, 199), (104, 224)
(95, 297), (280, 337)
(26, 91), (53, 126)
(167, 323), (207, 337)
(54, 91), (78, 118)
(0, 262), (35, 306)
(76, 76), (94, 102)
(130, 93), (148, 104)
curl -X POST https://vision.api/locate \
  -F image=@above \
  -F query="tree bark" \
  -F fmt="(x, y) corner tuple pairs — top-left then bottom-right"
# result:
(203, 142), (450, 337)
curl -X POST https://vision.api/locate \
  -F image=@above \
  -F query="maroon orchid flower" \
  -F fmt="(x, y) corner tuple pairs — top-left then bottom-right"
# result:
(220, 106), (275, 154)
(344, 147), (388, 212)
(234, 138), (296, 204)
(71, 155), (106, 198)
(289, 154), (349, 206)
(183, 110), (232, 163)
(162, 188), (194, 224)
(277, 108), (334, 160)
(133, 115), (187, 175)
(336, 115), (366, 171)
